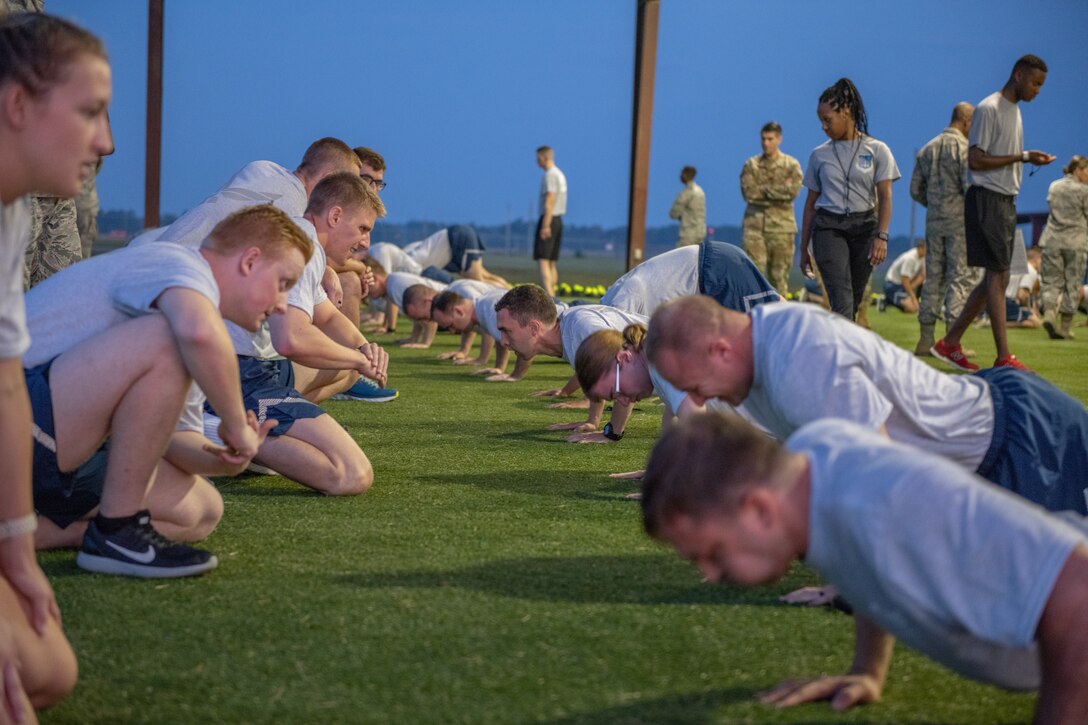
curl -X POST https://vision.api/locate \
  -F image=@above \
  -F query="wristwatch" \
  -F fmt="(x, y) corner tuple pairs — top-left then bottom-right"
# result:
(876, 232), (889, 241)
(602, 422), (624, 441)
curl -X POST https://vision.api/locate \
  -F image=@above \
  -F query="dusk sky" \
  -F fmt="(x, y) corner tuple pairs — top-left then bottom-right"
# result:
(50, 0), (1088, 238)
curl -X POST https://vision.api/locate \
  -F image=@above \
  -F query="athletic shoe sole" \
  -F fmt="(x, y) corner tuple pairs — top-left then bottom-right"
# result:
(930, 345), (977, 373)
(76, 552), (219, 579)
(329, 392), (399, 403)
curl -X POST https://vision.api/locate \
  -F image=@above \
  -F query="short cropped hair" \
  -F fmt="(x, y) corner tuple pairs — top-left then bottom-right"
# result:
(0, 12), (106, 96)
(297, 137), (361, 175)
(680, 166), (697, 183)
(761, 121), (782, 135)
(402, 284), (438, 317)
(432, 290), (466, 315)
(204, 204), (313, 263)
(641, 411), (790, 539)
(363, 257), (386, 278)
(353, 146), (386, 172)
(494, 284), (556, 327)
(306, 171), (387, 219)
(1013, 54), (1047, 75)
(575, 324), (647, 400)
(536, 145), (554, 158)
(645, 295), (727, 366)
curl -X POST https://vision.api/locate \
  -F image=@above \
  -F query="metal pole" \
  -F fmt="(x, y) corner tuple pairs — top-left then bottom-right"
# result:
(625, 0), (659, 271)
(144, 0), (164, 229)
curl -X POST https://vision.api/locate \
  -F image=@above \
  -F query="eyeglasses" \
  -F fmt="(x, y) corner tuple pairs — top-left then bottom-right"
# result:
(614, 362), (622, 396)
(362, 174), (387, 192)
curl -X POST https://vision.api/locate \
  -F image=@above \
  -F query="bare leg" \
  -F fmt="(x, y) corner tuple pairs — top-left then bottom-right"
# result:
(338, 271), (362, 328)
(144, 459), (223, 542)
(0, 578), (77, 709)
(292, 363), (358, 403)
(253, 414), (372, 496)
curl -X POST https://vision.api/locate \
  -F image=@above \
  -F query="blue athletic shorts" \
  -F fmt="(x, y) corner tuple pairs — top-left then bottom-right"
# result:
(976, 367), (1088, 514)
(26, 360), (110, 528)
(208, 357), (324, 437)
(883, 281), (910, 309)
(1004, 297), (1032, 323)
(445, 225), (485, 274)
(421, 266), (455, 285)
(698, 240), (780, 311)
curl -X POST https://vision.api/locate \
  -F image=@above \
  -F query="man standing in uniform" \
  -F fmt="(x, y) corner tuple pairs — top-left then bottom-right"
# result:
(534, 145), (567, 297)
(910, 102), (977, 355)
(669, 166), (706, 247)
(932, 55), (1055, 372)
(740, 122), (803, 296)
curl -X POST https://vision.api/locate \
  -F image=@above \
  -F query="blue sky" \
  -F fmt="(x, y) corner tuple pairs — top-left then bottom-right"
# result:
(50, 0), (1088, 236)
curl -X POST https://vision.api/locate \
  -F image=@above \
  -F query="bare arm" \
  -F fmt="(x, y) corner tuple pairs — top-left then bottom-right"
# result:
(869, 180), (893, 266)
(270, 305), (374, 373)
(969, 145), (1054, 171)
(1034, 545), (1088, 724)
(311, 299), (368, 348)
(799, 189), (820, 276)
(540, 192), (557, 239)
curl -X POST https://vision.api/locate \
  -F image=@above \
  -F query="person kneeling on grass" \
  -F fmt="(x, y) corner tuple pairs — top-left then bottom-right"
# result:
(880, 240), (925, 313)
(642, 412), (1088, 721)
(206, 173), (390, 496)
(23, 205), (309, 577)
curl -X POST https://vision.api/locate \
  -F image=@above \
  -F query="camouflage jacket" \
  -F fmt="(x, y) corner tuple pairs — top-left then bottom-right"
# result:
(739, 153), (802, 233)
(669, 181), (707, 246)
(1040, 174), (1088, 252)
(910, 127), (968, 225)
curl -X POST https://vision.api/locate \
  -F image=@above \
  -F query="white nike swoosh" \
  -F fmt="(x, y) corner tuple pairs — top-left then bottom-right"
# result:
(105, 540), (156, 564)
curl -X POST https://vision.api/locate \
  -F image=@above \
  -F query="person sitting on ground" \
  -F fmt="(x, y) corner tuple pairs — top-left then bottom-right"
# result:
(206, 174), (389, 494)
(881, 239), (925, 313)
(401, 279), (506, 362)
(646, 294), (1088, 515)
(495, 284), (650, 443)
(642, 412), (1088, 721)
(365, 266), (446, 347)
(24, 205), (311, 578)
(1001, 245), (1042, 329)
(403, 225), (510, 287)
(0, 9), (109, 711)
(600, 239), (779, 317)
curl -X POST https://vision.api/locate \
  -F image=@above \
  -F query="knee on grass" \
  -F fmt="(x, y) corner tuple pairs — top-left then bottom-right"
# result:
(321, 455), (373, 496)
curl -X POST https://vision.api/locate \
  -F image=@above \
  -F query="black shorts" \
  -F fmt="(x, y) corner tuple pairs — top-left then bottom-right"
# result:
(965, 185), (1016, 271)
(533, 215), (563, 261)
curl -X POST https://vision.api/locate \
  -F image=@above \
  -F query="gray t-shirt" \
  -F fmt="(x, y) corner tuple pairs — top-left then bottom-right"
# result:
(386, 272), (446, 309)
(804, 136), (900, 215)
(448, 279), (503, 301)
(747, 303), (994, 469)
(368, 242), (422, 276)
(228, 217), (327, 359)
(794, 419), (1086, 690)
(0, 197), (31, 359)
(404, 229), (451, 269)
(967, 92), (1024, 197)
(557, 305), (647, 365)
(24, 243), (220, 367)
(601, 245), (700, 316)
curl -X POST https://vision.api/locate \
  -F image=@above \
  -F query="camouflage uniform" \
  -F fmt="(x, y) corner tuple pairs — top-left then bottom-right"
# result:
(910, 127), (981, 327)
(1039, 173), (1088, 316)
(75, 169), (101, 259)
(23, 196), (81, 289)
(740, 152), (802, 295)
(669, 181), (707, 247)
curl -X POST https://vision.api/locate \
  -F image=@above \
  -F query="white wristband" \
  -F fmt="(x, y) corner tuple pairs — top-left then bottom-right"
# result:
(1022, 151), (1030, 163)
(0, 514), (37, 541)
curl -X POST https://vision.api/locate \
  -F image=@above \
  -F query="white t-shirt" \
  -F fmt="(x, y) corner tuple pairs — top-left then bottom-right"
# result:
(1006, 265), (1039, 300)
(557, 305), (647, 365)
(794, 419), (1086, 690)
(473, 290), (508, 340)
(143, 161), (307, 250)
(404, 229), (452, 269)
(885, 249), (924, 284)
(368, 242), (422, 276)
(386, 272), (446, 309)
(746, 304), (994, 469)
(967, 92), (1024, 197)
(0, 197), (31, 359)
(804, 136), (900, 215)
(23, 243), (221, 432)
(448, 279), (503, 302)
(601, 245), (700, 316)
(229, 217), (327, 359)
(541, 166), (568, 217)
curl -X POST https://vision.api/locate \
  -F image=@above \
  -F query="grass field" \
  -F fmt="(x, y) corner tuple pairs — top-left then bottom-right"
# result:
(39, 285), (1087, 724)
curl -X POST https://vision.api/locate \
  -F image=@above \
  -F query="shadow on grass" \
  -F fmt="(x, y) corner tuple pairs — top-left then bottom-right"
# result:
(542, 688), (750, 724)
(334, 553), (779, 606)
(421, 469), (646, 499)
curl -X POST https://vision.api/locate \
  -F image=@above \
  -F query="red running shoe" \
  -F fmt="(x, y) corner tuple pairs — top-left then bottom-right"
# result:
(930, 339), (980, 372)
(993, 354), (1032, 372)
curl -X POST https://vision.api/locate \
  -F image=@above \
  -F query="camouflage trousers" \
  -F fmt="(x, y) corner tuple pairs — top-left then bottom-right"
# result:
(742, 228), (794, 296)
(1040, 247), (1088, 316)
(24, 196), (82, 289)
(918, 227), (982, 326)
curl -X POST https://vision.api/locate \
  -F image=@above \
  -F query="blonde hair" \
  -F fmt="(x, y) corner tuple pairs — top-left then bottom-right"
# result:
(1063, 155), (1088, 176)
(204, 204), (313, 263)
(0, 12), (106, 96)
(306, 171), (387, 219)
(575, 324), (647, 400)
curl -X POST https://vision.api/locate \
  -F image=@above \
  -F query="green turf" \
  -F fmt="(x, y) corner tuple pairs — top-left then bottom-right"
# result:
(39, 300), (1086, 724)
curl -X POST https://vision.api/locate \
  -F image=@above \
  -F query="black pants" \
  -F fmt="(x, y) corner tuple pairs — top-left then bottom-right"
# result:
(812, 209), (878, 320)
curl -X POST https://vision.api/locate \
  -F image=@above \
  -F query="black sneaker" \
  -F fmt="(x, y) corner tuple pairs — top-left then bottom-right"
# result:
(76, 512), (218, 578)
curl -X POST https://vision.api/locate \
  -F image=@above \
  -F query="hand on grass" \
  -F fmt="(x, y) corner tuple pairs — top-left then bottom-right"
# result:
(472, 367), (503, 376)
(453, 357), (485, 366)
(547, 421), (596, 433)
(548, 399), (591, 410)
(779, 585), (839, 607)
(531, 388), (567, 398)
(485, 373), (517, 382)
(609, 470), (645, 480)
(758, 674), (882, 711)
(566, 431), (613, 443)
(0, 536), (60, 635)
(436, 351), (465, 361)
(401, 343), (429, 350)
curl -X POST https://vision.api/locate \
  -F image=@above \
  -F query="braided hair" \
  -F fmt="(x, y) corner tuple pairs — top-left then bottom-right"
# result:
(819, 78), (868, 136)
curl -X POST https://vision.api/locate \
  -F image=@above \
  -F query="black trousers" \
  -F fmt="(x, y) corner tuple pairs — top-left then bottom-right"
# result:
(812, 209), (878, 320)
